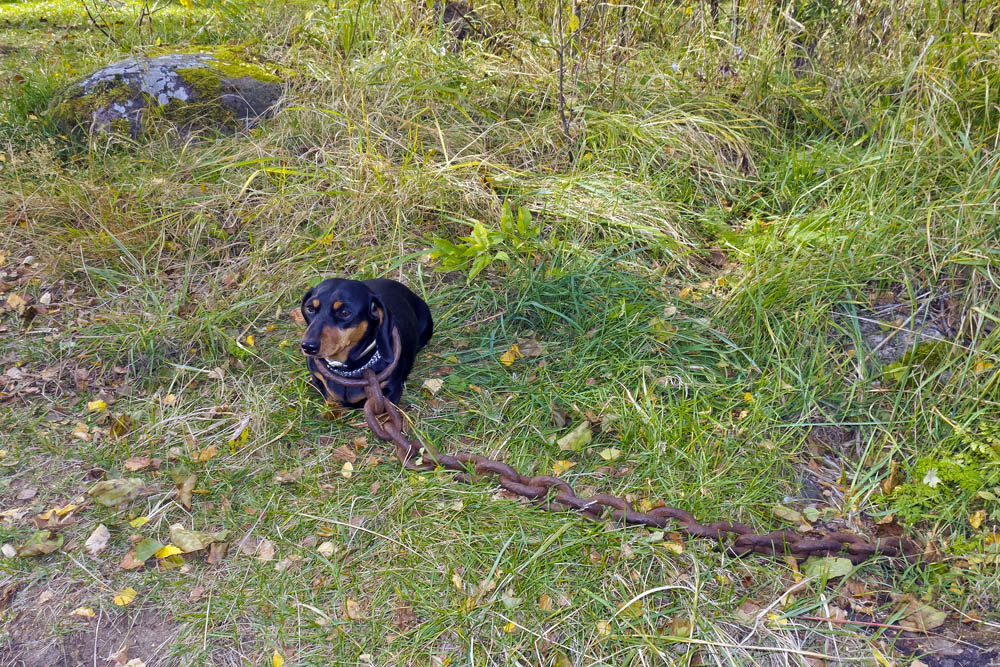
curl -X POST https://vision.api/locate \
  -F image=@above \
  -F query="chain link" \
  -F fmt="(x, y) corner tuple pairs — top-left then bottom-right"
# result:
(323, 328), (920, 565)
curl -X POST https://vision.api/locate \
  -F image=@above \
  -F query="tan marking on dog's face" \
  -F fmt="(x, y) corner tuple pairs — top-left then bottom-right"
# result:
(318, 320), (369, 362)
(333, 301), (343, 310)
(312, 299), (320, 309)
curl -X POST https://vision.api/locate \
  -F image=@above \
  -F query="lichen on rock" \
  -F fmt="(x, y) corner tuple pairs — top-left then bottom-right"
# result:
(49, 50), (284, 137)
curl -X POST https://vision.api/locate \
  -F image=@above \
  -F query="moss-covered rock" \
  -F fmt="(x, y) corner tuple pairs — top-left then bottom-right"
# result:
(49, 51), (284, 136)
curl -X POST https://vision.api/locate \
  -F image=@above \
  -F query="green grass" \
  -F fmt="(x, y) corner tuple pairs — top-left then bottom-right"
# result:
(2, 0), (1000, 664)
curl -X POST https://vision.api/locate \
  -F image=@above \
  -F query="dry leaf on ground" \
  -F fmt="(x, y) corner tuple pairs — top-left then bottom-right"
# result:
(515, 335), (544, 357)
(343, 598), (361, 621)
(274, 467), (303, 484)
(173, 471), (197, 509)
(119, 552), (145, 570)
(84, 524), (110, 556)
(154, 544), (183, 558)
(257, 538), (275, 562)
(552, 460), (575, 475)
(801, 556), (853, 579)
(112, 587), (137, 606)
(557, 422), (592, 452)
(88, 479), (145, 507)
(895, 594), (947, 633)
(331, 446), (356, 463)
(499, 344), (524, 366)
(169, 524), (227, 553)
(18, 530), (63, 556)
(123, 456), (151, 472)
(191, 445), (217, 462)
(207, 541), (228, 565)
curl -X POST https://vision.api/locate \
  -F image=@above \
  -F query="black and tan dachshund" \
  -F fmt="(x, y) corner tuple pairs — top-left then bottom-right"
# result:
(299, 278), (432, 408)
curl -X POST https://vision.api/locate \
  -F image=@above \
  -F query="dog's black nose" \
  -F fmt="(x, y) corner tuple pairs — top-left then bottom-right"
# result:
(301, 340), (319, 355)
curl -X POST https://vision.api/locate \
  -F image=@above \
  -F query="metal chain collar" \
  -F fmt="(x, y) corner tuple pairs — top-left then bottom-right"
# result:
(324, 328), (920, 565)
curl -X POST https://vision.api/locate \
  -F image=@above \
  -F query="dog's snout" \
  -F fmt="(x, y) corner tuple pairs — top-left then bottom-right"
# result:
(301, 340), (319, 355)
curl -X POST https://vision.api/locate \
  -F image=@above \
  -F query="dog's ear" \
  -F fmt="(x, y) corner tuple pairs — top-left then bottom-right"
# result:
(369, 293), (385, 322)
(369, 292), (394, 355)
(291, 288), (312, 327)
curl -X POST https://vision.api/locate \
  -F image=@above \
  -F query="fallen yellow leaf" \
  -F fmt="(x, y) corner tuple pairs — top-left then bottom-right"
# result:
(271, 651), (284, 667)
(246, 334), (255, 347)
(154, 544), (183, 558)
(6, 293), (27, 311)
(70, 607), (96, 618)
(87, 399), (107, 412)
(552, 460), (575, 475)
(767, 612), (789, 627)
(341, 461), (353, 478)
(663, 541), (685, 555)
(973, 360), (995, 374)
(422, 378), (444, 395)
(969, 510), (986, 530)
(502, 621), (517, 633)
(617, 598), (643, 619)
(192, 445), (218, 462)
(343, 598), (361, 621)
(112, 587), (137, 606)
(130, 516), (150, 528)
(499, 344), (524, 366)
(54, 503), (77, 517)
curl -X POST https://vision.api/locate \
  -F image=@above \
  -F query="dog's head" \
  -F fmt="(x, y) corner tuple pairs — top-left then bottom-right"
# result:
(299, 279), (385, 370)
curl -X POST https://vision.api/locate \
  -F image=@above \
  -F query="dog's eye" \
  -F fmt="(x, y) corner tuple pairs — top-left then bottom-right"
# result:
(304, 303), (316, 314)
(335, 307), (352, 320)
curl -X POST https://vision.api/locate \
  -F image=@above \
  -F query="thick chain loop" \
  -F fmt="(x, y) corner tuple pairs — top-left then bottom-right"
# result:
(323, 328), (920, 565)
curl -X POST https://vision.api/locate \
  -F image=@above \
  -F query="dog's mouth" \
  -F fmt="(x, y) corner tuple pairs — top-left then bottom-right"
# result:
(309, 338), (379, 375)
(321, 357), (347, 372)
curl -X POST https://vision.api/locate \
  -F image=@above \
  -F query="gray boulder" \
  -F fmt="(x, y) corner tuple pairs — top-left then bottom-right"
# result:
(50, 51), (283, 136)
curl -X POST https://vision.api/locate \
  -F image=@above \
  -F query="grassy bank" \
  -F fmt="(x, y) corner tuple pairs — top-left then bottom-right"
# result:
(1, 0), (999, 664)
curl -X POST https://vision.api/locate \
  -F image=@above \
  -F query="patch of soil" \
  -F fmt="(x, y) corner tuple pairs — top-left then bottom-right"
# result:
(892, 620), (1000, 667)
(3, 584), (180, 667)
(834, 287), (960, 365)
(806, 421), (856, 450)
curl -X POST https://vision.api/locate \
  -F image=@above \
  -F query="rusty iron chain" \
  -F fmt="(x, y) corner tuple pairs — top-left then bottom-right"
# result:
(324, 328), (920, 565)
